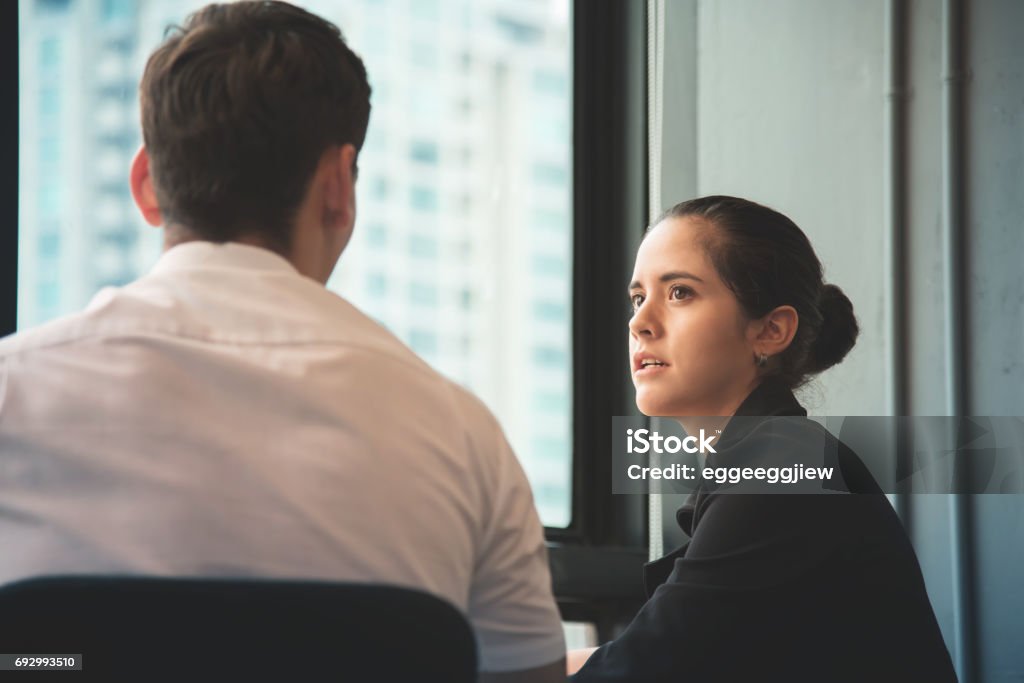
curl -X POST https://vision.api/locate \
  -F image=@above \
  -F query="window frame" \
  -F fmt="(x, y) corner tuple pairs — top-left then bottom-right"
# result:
(545, 0), (650, 639)
(1, 1), (16, 338)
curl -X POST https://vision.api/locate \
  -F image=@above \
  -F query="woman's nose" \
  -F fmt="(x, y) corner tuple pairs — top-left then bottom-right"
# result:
(628, 302), (658, 339)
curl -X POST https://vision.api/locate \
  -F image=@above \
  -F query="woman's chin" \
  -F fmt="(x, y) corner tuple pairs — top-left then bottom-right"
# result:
(636, 392), (701, 418)
(635, 393), (669, 417)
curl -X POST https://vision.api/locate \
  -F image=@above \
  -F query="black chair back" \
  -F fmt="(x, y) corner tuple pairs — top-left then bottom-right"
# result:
(0, 576), (478, 682)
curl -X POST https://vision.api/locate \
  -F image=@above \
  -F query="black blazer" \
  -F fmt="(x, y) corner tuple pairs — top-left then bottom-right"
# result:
(571, 379), (958, 682)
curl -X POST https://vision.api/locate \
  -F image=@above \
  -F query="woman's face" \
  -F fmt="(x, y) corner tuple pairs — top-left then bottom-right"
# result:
(628, 217), (759, 417)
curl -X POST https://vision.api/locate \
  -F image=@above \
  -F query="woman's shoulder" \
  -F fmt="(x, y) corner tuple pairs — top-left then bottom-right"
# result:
(683, 486), (907, 592)
(717, 415), (885, 495)
(689, 417), (900, 553)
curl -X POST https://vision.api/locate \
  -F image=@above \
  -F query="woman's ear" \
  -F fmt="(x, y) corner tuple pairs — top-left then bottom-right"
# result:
(130, 146), (163, 227)
(751, 305), (799, 358)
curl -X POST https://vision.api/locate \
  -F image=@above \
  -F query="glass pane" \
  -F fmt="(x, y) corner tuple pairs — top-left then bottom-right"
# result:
(563, 621), (598, 650)
(17, 0), (574, 528)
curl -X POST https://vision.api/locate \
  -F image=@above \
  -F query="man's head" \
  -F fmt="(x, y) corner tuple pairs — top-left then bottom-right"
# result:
(130, 1), (371, 282)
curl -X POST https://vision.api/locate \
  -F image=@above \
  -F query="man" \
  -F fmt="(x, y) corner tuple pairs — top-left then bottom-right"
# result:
(0, 3), (565, 680)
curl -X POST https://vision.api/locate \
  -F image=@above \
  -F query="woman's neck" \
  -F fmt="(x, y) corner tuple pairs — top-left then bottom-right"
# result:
(675, 376), (764, 440)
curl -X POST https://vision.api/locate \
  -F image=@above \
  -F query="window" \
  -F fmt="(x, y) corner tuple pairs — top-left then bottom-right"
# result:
(534, 68), (568, 95)
(38, 180), (62, 216)
(39, 87), (60, 118)
(533, 390), (567, 413)
(102, 0), (133, 22)
(408, 328), (437, 355)
(409, 0), (439, 22)
(38, 231), (60, 259)
(409, 186), (438, 212)
(35, 0), (70, 14)
(534, 109), (570, 148)
(408, 282), (438, 307)
(40, 37), (60, 68)
(532, 208), (568, 232)
(17, 0), (574, 529)
(533, 162), (569, 186)
(39, 135), (60, 165)
(532, 436), (569, 461)
(533, 345), (567, 368)
(365, 223), (388, 248)
(407, 83), (441, 118)
(410, 43), (438, 70)
(409, 140), (438, 165)
(370, 177), (389, 200)
(408, 234), (438, 259)
(37, 280), (60, 313)
(495, 15), (543, 44)
(366, 272), (387, 296)
(534, 299), (567, 321)
(532, 253), (567, 278)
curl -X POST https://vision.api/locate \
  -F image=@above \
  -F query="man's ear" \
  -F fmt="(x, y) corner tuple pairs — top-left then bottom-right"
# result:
(751, 305), (799, 358)
(130, 146), (163, 227)
(322, 144), (357, 231)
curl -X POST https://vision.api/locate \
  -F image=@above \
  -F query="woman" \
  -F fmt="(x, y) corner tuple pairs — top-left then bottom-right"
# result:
(569, 196), (957, 682)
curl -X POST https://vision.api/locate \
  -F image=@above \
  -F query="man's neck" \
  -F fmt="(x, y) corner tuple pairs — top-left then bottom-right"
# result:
(161, 227), (315, 278)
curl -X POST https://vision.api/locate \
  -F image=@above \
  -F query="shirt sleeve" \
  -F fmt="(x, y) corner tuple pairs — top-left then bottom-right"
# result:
(461, 393), (566, 673)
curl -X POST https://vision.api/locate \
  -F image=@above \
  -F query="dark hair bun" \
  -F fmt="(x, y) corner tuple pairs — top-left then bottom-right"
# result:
(808, 284), (859, 373)
(660, 196), (860, 387)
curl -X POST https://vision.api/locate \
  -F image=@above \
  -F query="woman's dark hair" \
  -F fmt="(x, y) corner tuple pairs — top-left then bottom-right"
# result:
(655, 195), (859, 389)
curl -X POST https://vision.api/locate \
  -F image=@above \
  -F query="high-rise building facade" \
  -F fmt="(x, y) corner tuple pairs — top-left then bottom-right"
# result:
(18, 0), (573, 526)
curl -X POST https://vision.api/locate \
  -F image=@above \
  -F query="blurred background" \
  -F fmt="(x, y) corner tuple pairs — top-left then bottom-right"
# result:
(16, 0), (574, 527)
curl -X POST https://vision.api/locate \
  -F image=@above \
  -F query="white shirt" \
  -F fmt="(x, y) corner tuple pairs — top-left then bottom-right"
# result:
(0, 241), (565, 672)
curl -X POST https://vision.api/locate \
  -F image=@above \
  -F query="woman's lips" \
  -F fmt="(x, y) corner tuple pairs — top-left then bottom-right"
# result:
(634, 363), (670, 377)
(632, 352), (671, 376)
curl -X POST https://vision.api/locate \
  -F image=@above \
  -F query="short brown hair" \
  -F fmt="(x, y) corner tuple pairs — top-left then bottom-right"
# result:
(140, 1), (371, 253)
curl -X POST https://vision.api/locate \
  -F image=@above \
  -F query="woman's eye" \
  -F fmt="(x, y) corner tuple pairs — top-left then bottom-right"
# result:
(670, 285), (693, 300)
(630, 294), (645, 311)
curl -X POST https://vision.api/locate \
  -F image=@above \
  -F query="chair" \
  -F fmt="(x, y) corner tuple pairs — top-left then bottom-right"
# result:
(0, 575), (477, 682)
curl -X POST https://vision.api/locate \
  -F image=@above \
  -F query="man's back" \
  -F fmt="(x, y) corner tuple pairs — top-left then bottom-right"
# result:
(0, 241), (565, 673)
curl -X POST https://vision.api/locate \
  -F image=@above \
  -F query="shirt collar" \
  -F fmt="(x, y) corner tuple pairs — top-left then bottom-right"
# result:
(149, 241), (300, 277)
(711, 377), (808, 453)
(674, 378), (807, 535)
(732, 376), (807, 419)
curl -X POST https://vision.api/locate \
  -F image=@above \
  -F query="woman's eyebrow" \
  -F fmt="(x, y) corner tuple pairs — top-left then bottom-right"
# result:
(628, 271), (705, 291)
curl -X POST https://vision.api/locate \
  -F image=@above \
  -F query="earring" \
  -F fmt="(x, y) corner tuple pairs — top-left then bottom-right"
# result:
(755, 352), (768, 367)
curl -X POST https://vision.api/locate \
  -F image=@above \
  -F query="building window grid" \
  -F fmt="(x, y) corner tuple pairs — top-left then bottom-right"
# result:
(17, 0), (573, 529)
